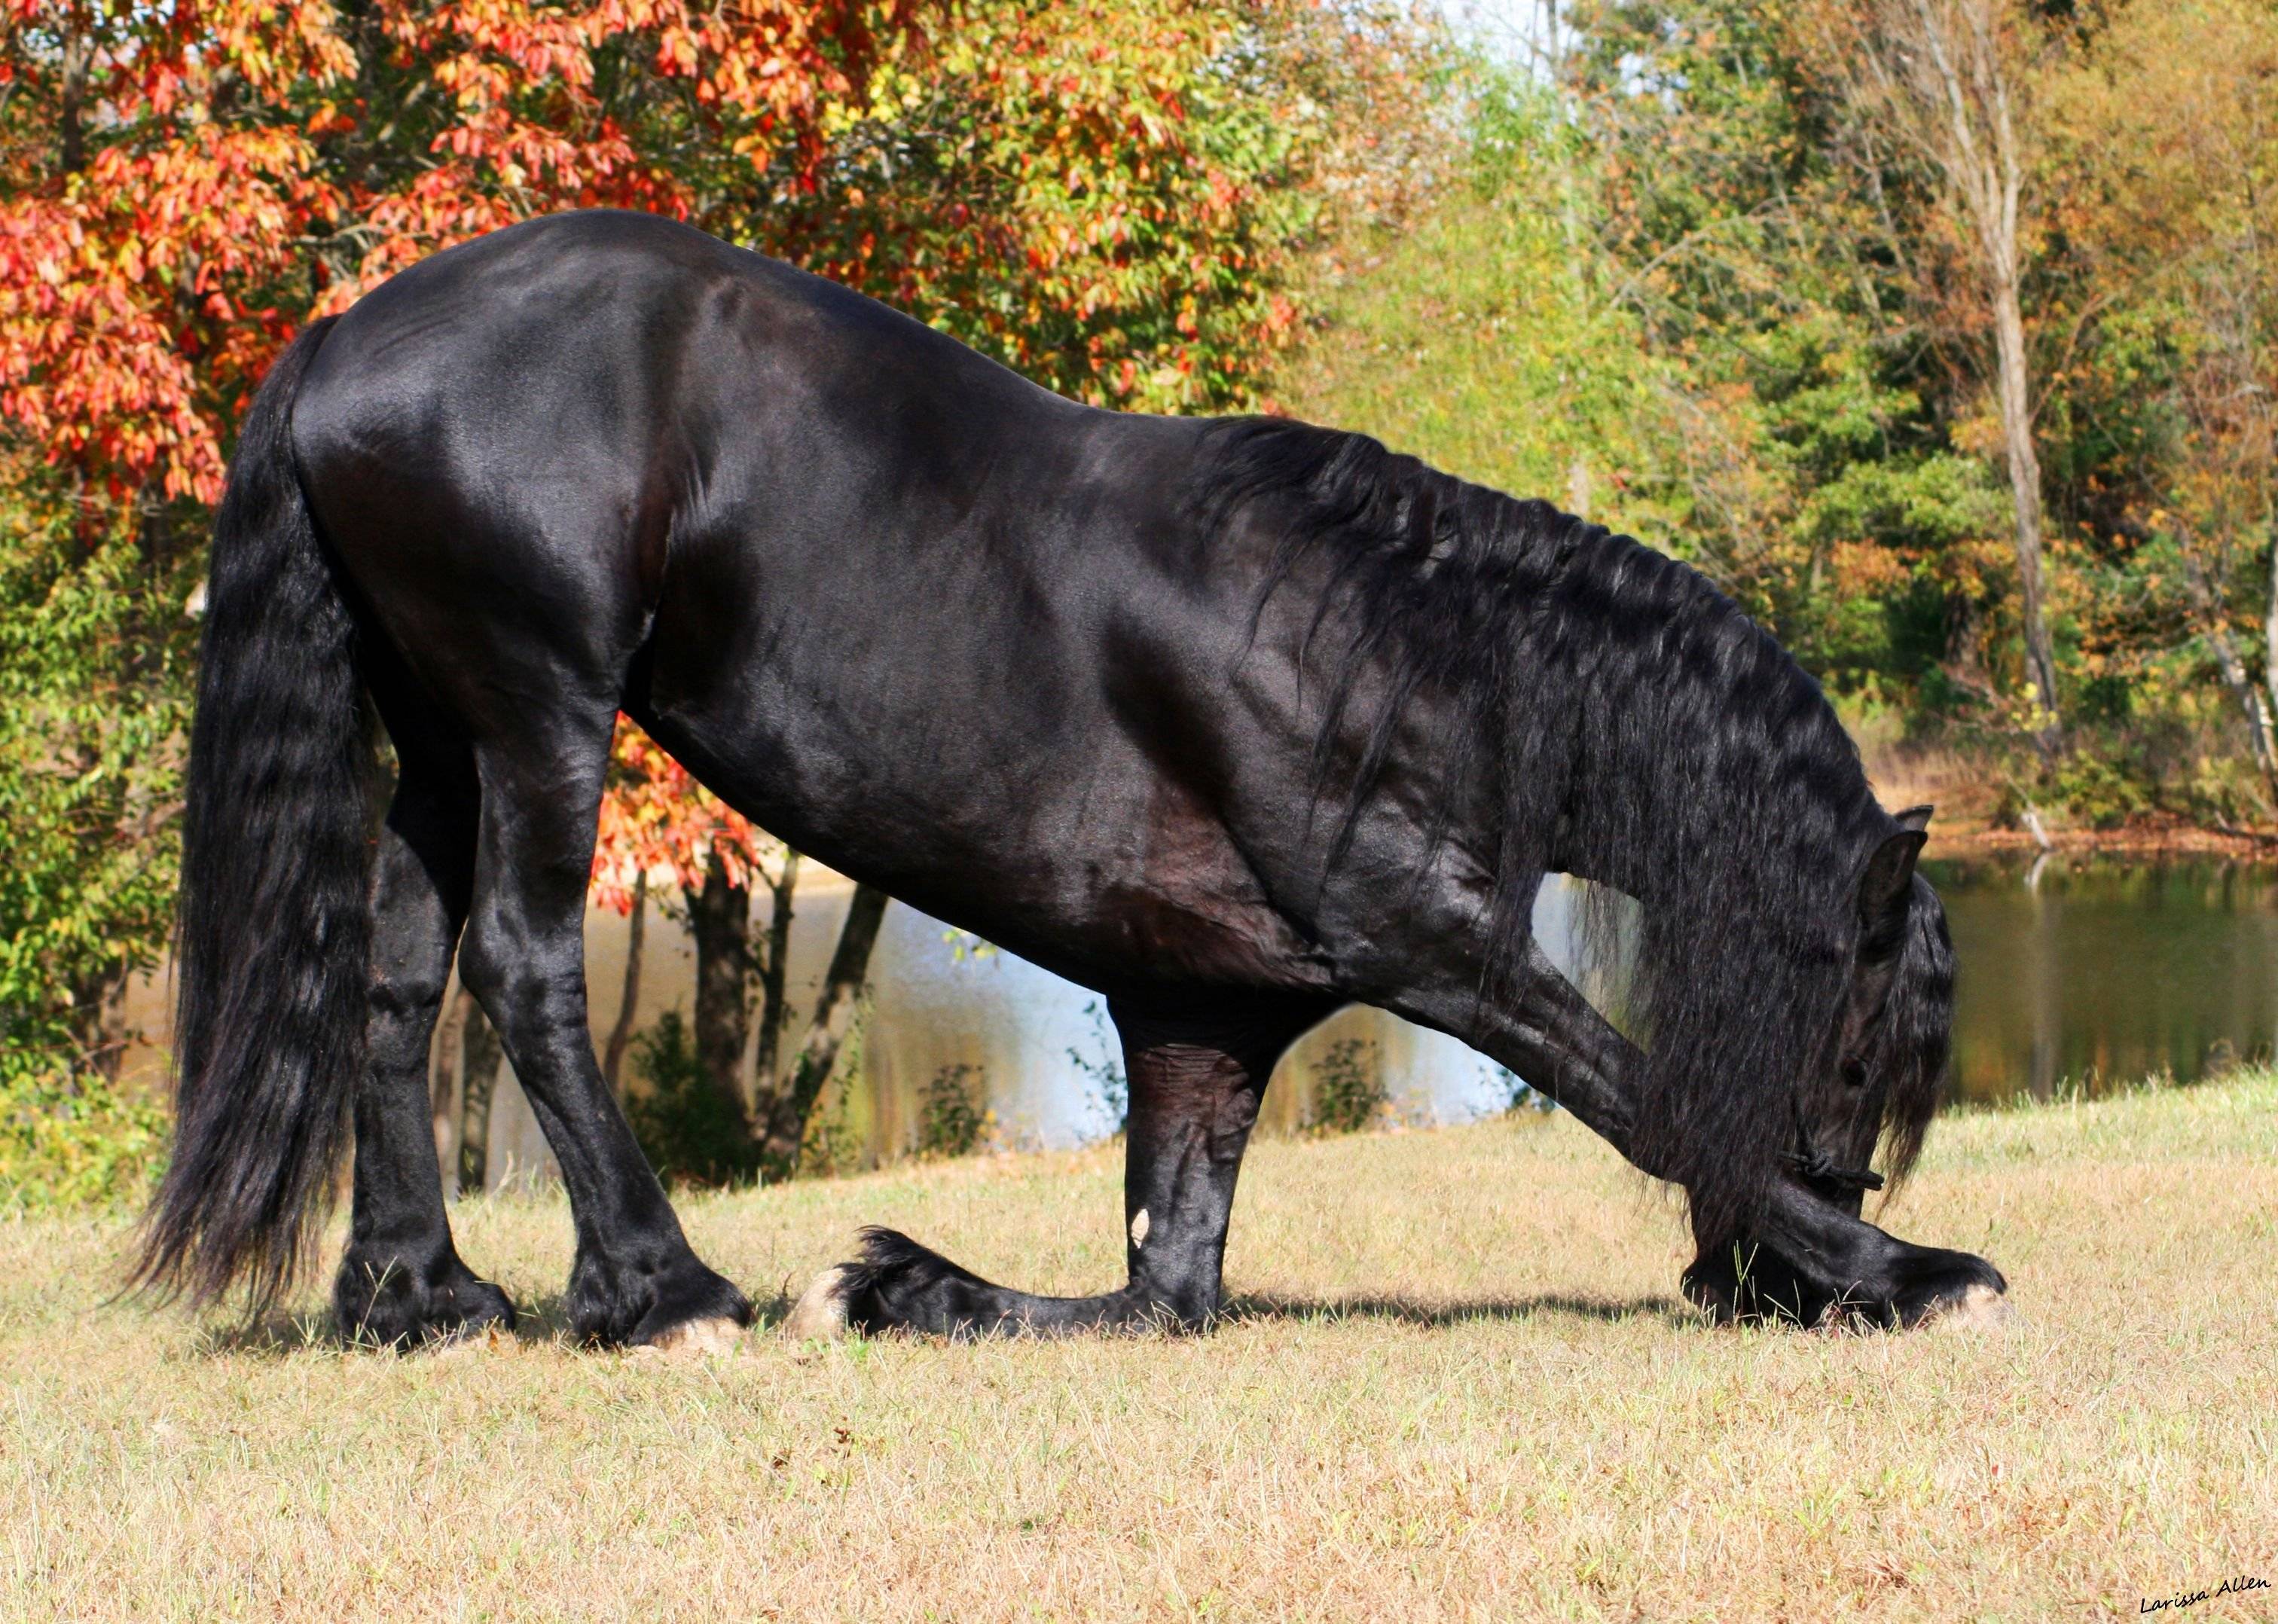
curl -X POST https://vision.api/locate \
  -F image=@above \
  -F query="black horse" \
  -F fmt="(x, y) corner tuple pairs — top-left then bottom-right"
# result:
(137, 209), (2007, 1349)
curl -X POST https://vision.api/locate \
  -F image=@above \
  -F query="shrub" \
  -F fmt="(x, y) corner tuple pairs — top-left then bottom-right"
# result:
(917, 1064), (992, 1160)
(1305, 1037), (1385, 1136)
(0, 1057), (165, 1213)
(624, 1012), (762, 1189)
(2051, 752), (2152, 830)
(1066, 1000), (1129, 1137)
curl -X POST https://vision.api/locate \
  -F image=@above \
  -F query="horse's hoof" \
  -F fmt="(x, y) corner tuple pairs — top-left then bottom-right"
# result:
(333, 1251), (518, 1351)
(632, 1314), (745, 1358)
(572, 1251), (753, 1348)
(1926, 1281), (2015, 1332)
(782, 1265), (856, 1341)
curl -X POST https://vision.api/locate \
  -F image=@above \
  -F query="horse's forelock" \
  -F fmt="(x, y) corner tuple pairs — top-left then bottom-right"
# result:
(1866, 875), (1956, 1193)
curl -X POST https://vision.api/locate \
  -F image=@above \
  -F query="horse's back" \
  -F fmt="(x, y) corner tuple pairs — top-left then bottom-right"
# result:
(289, 210), (1103, 737)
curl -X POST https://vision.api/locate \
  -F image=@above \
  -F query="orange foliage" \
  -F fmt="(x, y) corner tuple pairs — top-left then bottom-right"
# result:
(591, 718), (776, 914)
(2, 0), (1413, 899)
(0, 0), (915, 503)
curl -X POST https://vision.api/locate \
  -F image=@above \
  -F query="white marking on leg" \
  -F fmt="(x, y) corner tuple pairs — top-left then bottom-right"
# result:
(1931, 1283), (2016, 1332)
(1130, 1208), (1150, 1249)
(781, 1264), (855, 1341)
(637, 1315), (744, 1359)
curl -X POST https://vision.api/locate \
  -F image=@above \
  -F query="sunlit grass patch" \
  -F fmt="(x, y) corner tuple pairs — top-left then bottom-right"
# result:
(3, 1075), (2272, 1619)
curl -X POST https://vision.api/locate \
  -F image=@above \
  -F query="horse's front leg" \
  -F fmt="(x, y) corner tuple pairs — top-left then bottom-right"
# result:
(785, 993), (1328, 1339)
(1442, 941), (2008, 1329)
(1681, 1178), (2008, 1329)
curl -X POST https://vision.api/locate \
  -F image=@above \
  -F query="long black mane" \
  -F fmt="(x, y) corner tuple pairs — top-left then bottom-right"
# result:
(1200, 417), (1939, 1244)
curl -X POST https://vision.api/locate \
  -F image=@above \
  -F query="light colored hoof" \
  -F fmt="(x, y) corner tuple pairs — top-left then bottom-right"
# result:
(432, 1323), (512, 1360)
(637, 1315), (744, 1359)
(1931, 1283), (2015, 1332)
(781, 1265), (855, 1342)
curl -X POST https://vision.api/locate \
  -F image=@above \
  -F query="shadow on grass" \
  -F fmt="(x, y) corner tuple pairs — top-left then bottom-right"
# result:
(185, 1286), (1688, 1356)
(1220, 1290), (1695, 1331)
(183, 1281), (805, 1358)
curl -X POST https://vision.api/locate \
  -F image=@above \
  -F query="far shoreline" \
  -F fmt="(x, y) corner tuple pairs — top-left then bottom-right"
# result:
(1926, 817), (2278, 862)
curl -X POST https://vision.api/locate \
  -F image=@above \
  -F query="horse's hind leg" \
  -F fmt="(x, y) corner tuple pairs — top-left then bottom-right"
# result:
(454, 716), (752, 1349)
(786, 994), (1328, 1339)
(334, 714), (515, 1347)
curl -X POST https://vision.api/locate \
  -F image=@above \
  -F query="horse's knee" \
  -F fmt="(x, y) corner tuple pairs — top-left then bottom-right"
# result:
(451, 917), (560, 1033)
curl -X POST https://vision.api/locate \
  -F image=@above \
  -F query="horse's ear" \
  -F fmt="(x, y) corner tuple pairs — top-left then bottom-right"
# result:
(1892, 803), (1933, 834)
(1858, 826), (1927, 938)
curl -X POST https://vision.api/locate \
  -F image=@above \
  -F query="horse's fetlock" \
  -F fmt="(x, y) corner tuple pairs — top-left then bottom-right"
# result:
(333, 1245), (515, 1349)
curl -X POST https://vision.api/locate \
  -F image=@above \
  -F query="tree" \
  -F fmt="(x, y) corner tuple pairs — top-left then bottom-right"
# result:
(592, 717), (890, 1181)
(1562, 2), (2008, 704)
(2044, 0), (2278, 807)
(1805, 0), (2066, 749)
(0, 451), (175, 1204)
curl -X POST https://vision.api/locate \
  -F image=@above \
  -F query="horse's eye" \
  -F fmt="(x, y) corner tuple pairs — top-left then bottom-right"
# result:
(1842, 1059), (1868, 1087)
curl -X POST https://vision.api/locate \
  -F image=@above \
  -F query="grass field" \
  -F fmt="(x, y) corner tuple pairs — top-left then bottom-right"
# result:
(3, 1076), (2273, 1621)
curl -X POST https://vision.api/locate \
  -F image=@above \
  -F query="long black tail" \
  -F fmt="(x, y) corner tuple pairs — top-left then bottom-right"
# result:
(133, 316), (371, 1314)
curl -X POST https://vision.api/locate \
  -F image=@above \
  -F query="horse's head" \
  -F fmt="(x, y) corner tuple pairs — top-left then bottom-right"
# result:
(1791, 804), (1954, 1217)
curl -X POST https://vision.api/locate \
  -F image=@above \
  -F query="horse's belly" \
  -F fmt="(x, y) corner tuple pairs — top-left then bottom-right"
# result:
(639, 681), (1329, 998)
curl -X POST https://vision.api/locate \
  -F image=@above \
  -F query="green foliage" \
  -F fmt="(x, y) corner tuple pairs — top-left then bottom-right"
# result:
(1280, 66), (1669, 527)
(624, 1012), (763, 1189)
(0, 462), (195, 1203)
(916, 1063), (991, 1160)
(1065, 1000), (1129, 1137)
(797, 1075), (867, 1181)
(0, 1062), (166, 1213)
(1305, 1037), (1385, 1137)
(1492, 1063), (1552, 1116)
(2048, 752), (2152, 832)
(792, 1004), (871, 1180)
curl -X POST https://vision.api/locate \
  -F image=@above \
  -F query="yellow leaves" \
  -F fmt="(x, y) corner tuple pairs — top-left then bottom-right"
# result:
(1829, 542), (1910, 598)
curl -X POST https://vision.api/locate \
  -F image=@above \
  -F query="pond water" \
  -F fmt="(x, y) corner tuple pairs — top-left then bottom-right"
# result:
(1925, 856), (2278, 1104)
(334, 855), (2278, 1188)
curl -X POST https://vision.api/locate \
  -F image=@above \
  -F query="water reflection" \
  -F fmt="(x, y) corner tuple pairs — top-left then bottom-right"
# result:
(1925, 856), (2278, 1104)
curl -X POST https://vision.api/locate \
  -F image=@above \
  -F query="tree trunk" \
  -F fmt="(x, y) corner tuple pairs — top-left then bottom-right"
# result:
(2181, 534), (2278, 804)
(600, 875), (646, 1097)
(1883, 0), (2063, 749)
(686, 848), (756, 1138)
(58, 35), (90, 177)
(756, 883), (891, 1177)
(457, 1004), (503, 1198)
(2264, 510), (2278, 766)
(90, 972), (130, 1082)
(750, 850), (800, 1088)
(1990, 280), (2062, 752)
(432, 980), (475, 1158)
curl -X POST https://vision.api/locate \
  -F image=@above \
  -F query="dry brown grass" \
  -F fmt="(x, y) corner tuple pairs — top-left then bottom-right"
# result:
(4, 1075), (2273, 1621)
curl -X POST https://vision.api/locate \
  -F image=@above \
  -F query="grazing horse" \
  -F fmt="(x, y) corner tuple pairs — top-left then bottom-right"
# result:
(136, 209), (2008, 1348)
